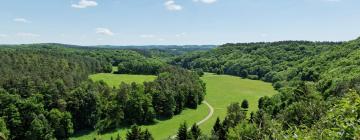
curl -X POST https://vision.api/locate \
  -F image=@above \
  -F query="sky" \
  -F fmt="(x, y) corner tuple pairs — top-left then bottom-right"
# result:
(0, 0), (359, 45)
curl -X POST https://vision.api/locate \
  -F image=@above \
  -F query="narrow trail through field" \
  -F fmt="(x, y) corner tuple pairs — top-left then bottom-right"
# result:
(196, 101), (214, 126)
(170, 100), (214, 138)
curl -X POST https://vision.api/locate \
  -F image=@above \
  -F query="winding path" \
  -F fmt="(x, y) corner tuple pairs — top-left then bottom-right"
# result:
(170, 100), (214, 139)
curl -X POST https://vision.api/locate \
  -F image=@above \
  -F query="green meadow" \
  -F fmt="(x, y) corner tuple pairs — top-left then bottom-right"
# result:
(199, 73), (277, 134)
(72, 73), (277, 140)
(89, 73), (156, 87)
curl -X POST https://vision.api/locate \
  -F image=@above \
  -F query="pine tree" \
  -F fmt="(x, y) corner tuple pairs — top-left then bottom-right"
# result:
(241, 99), (249, 110)
(177, 122), (188, 140)
(190, 123), (201, 140)
(142, 129), (154, 140)
(212, 117), (222, 135)
(126, 125), (142, 140)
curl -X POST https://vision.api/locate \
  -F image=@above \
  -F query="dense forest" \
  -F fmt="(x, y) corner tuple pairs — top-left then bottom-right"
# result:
(173, 37), (360, 139)
(0, 45), (205, 140)
(1, 36), (360, 139)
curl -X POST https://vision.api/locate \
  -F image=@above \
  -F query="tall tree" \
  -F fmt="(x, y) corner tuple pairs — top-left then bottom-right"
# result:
(190, 123), (201, 140)
(177, 122), (188, 140)
(126, 125), (142, 140)
(142, 129), (154, 140)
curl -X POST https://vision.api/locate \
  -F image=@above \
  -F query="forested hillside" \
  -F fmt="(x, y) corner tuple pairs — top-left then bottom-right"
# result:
(172, 38), (360, 139)
(0, 45), (205, 140)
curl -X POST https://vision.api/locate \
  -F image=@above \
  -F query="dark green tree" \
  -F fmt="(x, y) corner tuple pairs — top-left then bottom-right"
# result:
(241, 99), (249, 110)
(190, 123), (201, 140)
(177, 122), (188, 140)
(142, 129), (154, 140)
(212, 117), (222, 135)
(126, 125), (142, 140)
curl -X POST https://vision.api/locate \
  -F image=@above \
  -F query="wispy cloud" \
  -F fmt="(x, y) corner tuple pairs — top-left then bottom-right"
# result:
(193, 0), (217, 4)
(13, 18), (31, 23)
(17, 32), (40, 37)
(140, 34), (156, 38)
(164, 1), (182, 11)
(95, 28), (114, 36)
(72, 0), (98, 8)
(175, 32), (187, 37)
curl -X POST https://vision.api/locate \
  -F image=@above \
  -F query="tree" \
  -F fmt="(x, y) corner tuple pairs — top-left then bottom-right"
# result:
(226, 102), (247, 127)
(142, 129), (154, 140)
(241, 99), (249, 110)
(126, 125), (142, 140)
(48, 109), (74, 139)
(25, 114), (54, 140)
(190, 123), (201, 140)
(3, 104), (22, 140)
(0, 118), (9, 140)
(212, 117), (222, 135)
(177, 122), (188, 140)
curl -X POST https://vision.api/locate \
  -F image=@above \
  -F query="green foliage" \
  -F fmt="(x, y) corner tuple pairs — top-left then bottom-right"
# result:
(126, 125), (142, 140)
(116, 59), (165, 75)
(177, 122), (188, 140)
(172, 38), (360, 139)
(48, 109), (74, 139)
(0, 118), (9, 140)
(142, 129), (154, 140)
(125, 125), (154, 140)
(25, 114), (54, 140)
(225, 102), (247, 127)
(190, 123), (201, 140)
(240, 99), (249, 110)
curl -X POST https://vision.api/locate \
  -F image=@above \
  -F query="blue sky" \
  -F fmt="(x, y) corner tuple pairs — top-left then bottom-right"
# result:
(0, 0), (359, 45)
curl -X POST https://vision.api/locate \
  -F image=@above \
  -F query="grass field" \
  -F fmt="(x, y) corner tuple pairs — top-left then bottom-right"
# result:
(199, 73), (277, 134)
(72, 73), (277, 140)
(89, 73), (156, 87)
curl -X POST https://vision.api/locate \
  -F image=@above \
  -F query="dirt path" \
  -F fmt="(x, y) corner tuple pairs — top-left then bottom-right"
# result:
(170, 100), (214, 139)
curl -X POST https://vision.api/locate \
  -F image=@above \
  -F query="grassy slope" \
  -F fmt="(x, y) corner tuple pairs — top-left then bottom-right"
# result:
(72, 73), (277, 140)
(199, 73), (277, 134)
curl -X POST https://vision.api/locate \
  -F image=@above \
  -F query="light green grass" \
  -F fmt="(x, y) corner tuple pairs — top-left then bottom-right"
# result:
(71, 105), (208, 140)
(199, 73), (277, 134)
(72, 73), (277, 140)
(89, 73), (156, 87)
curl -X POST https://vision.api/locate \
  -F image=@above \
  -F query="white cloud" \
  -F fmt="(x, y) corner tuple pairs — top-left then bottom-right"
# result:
(72, 0), (98, 8)
(17, 32), (40, 37)
(13, 18), (31, 23)
(157, 38), (165, 41)
(193, 0), (217, 4)
(95, 28), (114, 36)
(140, 34), (156, 38)
(175, 32), (187, 37)
(164, 1), (182, 11)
